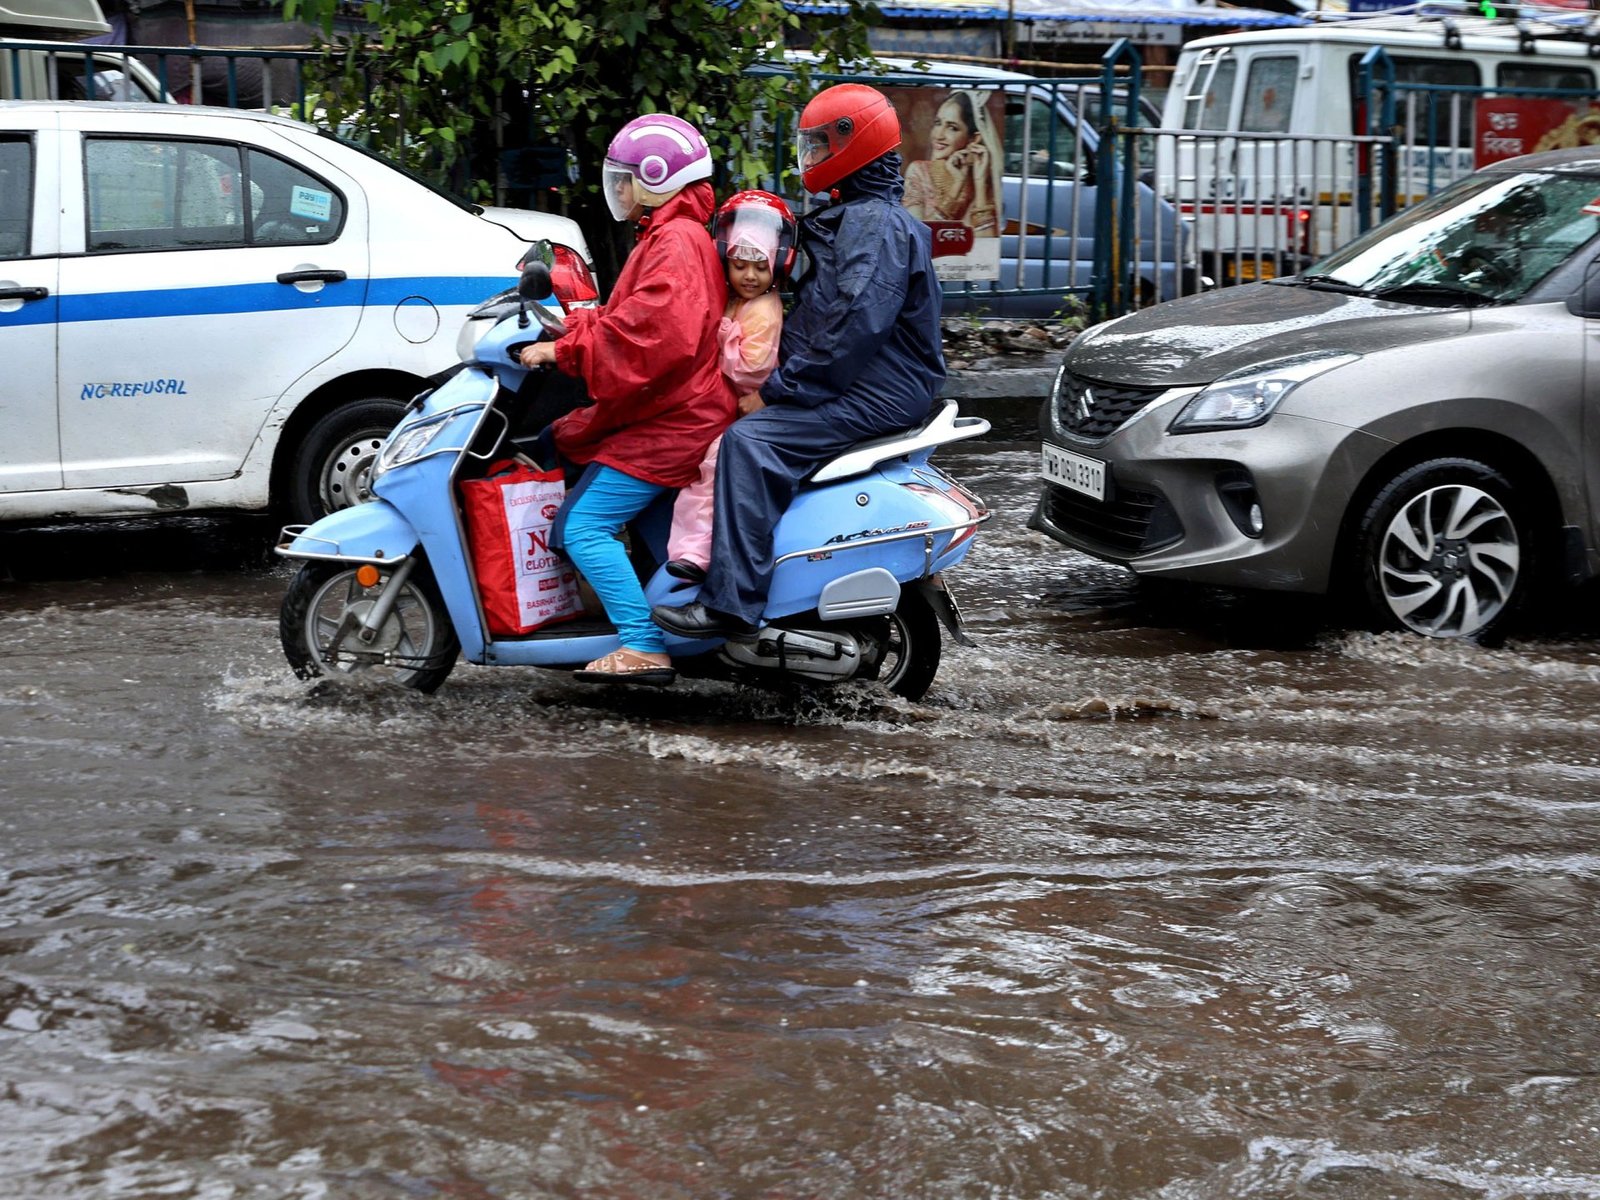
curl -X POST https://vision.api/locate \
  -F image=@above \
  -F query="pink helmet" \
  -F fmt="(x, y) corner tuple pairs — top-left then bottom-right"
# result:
(602, 114), (713, 221)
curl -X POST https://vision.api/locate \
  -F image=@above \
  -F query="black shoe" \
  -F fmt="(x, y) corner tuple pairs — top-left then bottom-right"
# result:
(664, 558), (707, 583)
(651, 601), (757, 640)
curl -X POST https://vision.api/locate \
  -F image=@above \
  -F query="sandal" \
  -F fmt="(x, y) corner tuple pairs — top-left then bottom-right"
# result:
(573, 647), (676, 687)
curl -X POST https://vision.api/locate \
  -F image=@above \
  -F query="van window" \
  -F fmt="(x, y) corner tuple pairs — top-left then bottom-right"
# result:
(0, 137), (30, 259)
(1498, 63), (1596, 93)
(1241, 55), (1297, 133)
(246, 149), (344, 243)
(86, 138), (244, 251)
(1184, 55), (1237, 130)
(1005, 94), (1079, 175)
(1347, 55), (1480, 147)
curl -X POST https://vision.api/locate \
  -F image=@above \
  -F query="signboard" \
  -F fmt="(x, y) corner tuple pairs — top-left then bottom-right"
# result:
(884, 86), (1005, 282)
(1024, 19), (1182, 47)
(1476, 97), (1600, 167)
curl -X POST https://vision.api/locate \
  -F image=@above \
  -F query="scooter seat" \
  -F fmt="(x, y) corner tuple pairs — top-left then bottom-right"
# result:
(810, 399), (989, 484)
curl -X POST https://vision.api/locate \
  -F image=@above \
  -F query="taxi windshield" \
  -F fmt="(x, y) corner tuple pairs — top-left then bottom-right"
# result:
(1291, 171), (1600, 305)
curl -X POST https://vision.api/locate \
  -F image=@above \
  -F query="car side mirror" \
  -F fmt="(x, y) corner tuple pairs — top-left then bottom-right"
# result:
(1568, 262), (1600, 318)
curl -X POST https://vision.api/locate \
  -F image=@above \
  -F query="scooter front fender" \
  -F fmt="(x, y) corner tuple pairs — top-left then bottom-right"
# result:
(277, 500), (421, 565)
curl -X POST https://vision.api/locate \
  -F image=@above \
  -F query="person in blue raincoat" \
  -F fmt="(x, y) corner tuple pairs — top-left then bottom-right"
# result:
(652, 83), (946, 639)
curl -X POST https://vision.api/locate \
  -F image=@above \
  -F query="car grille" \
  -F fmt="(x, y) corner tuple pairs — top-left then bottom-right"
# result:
(1054, 372), (1167, 442)
(1041, 481), (1182, 556)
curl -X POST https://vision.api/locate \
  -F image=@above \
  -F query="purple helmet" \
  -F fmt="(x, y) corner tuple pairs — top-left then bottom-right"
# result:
(602, 114), (713, 220)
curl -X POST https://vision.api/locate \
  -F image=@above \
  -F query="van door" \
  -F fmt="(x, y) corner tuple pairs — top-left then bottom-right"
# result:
(0, 122), (63, 493)
(53, 112), (368, 491)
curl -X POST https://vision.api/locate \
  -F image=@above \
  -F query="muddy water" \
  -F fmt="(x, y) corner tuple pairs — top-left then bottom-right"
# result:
(3, 427), (1600, 1198)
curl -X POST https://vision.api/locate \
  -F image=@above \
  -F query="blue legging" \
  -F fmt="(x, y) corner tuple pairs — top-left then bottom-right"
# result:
(555, 465), (668, 654)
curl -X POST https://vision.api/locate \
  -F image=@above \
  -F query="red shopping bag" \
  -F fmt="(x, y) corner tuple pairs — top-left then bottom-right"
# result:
(460, 460), (583, 635)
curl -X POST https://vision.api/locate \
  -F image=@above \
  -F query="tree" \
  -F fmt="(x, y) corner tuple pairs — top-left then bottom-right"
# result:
(284, 0), (882, 282)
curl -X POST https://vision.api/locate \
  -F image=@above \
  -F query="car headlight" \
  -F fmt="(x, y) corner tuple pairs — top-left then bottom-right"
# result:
(1168, 352), (1359, 434)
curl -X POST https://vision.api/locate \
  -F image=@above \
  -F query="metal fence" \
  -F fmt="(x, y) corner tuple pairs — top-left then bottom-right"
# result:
(18, 37), (1577, 318)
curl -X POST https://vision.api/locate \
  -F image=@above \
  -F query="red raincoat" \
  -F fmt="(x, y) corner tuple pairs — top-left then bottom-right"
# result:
(550, 182), (736, 488)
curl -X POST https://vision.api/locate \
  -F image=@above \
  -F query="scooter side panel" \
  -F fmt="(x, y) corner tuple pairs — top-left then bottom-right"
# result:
(762, 465), (978, 621)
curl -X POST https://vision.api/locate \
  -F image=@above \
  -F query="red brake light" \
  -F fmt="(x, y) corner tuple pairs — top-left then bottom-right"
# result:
(550, 244), (599, 309)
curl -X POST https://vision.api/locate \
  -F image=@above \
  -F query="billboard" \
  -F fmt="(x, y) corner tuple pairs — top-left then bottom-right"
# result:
(1476, 97), (1600, 167)
(884, 86), (1006, 282)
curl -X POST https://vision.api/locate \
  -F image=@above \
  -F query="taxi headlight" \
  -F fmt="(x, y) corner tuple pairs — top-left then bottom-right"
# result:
(1168, 352), (1358, 433)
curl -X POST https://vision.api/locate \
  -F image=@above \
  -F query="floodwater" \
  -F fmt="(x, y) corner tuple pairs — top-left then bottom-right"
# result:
(4, 415), (1600, 1199)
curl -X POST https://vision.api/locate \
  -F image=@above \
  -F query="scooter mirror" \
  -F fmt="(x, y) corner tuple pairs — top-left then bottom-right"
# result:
(518, 262), (554, 302)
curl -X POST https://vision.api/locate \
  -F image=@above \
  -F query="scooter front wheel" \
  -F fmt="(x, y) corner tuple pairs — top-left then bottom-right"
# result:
(280, 561), (460, 693)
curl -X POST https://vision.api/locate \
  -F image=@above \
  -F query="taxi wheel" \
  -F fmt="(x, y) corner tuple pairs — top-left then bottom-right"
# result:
(286, 398), (407, 525)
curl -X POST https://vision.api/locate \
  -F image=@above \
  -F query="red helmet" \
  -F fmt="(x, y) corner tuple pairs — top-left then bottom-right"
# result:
(796, 83), (901, 195)
(712, 190), (798, 283)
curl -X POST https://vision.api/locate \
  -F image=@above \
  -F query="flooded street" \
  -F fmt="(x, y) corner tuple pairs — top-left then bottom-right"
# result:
(4, 414), (1600, 1199)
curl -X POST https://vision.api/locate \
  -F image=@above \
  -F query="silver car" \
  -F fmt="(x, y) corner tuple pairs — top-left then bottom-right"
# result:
(1031, 147), (1600, 640)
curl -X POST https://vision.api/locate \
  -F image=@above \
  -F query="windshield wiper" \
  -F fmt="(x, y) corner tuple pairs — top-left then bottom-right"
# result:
(1275, 273), (1371, 294)
(1365, 282), (1507, 308)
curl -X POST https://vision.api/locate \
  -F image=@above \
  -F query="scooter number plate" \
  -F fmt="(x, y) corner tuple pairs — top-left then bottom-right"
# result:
(1040, 443), (1106, 502)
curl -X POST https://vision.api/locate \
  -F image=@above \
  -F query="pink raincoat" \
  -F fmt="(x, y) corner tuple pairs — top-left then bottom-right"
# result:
(666, 289), (783, 569)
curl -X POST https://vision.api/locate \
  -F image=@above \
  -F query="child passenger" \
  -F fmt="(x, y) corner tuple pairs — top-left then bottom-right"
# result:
(665, 190), (797, 583)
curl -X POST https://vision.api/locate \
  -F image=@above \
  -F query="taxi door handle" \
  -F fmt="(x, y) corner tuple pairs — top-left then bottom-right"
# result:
(276, 269), (347, 285)
(0, 286), (48, 301)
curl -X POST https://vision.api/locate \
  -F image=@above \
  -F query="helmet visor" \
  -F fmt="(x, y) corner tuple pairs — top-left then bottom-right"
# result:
(796, 125), (842, 186)
(602, 160), (639, 221)
(714, 204), (794, 272)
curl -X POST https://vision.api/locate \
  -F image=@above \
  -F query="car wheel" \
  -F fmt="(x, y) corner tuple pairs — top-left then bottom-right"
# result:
(1353, 457), (1529, 641)
(285, 398), (407, 526)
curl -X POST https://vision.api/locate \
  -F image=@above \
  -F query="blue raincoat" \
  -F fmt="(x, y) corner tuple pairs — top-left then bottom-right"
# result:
(698, 152), (947, 625)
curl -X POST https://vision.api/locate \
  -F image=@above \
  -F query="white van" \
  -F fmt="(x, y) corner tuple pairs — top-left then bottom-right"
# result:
(1, 0), (167, 101)
(1156, 10), (1600, 280)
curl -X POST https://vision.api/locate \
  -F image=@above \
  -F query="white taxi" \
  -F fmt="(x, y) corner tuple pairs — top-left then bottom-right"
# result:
(0, 101), (597, 524)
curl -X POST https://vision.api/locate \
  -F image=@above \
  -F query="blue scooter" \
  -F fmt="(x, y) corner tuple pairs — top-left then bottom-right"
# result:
(276, 251), (990, 700)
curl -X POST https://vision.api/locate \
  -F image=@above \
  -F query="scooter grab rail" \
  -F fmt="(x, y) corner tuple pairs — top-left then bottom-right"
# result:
(773, 511), (992, 569)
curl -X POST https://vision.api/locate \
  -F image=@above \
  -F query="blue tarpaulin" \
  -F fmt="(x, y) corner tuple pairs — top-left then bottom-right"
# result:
(786, 0), (1304, 27)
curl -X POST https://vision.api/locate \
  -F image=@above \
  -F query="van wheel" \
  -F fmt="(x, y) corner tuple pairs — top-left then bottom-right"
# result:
(285, 398), (407, 525)
(1351, 457), (1530, 642)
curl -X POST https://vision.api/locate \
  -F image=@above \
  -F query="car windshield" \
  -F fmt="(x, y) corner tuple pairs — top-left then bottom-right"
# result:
(317, 130), (483, 217)
(1292, 170), (1600, 304)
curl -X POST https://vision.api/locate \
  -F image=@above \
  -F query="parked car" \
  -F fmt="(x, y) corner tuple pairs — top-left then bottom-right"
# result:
(1031, 146), (1600, 641)
(0, 102), (596, 525)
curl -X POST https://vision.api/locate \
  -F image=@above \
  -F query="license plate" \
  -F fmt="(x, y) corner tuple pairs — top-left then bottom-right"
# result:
(1232, 258), (1277, 281)
(1041, 443), (1106, 501)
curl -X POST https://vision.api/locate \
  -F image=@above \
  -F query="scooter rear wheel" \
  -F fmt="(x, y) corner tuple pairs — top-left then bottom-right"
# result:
(878, 588), (942, 701)
(280, 561), (459, 693)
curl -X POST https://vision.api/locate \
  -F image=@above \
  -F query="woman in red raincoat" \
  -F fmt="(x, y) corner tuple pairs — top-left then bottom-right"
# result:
(519, 114), (735, 685)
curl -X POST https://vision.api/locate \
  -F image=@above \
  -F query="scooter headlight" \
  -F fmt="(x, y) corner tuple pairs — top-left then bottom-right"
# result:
(375, 420), (448, 476)
(1168, 352), (1358, 434)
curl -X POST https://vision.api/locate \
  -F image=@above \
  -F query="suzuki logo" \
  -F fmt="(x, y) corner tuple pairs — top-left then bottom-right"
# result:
(1073, 386), (1095, 423)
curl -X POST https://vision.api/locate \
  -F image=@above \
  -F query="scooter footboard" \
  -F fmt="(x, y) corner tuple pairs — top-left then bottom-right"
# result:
(277, 503), (421, 564)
